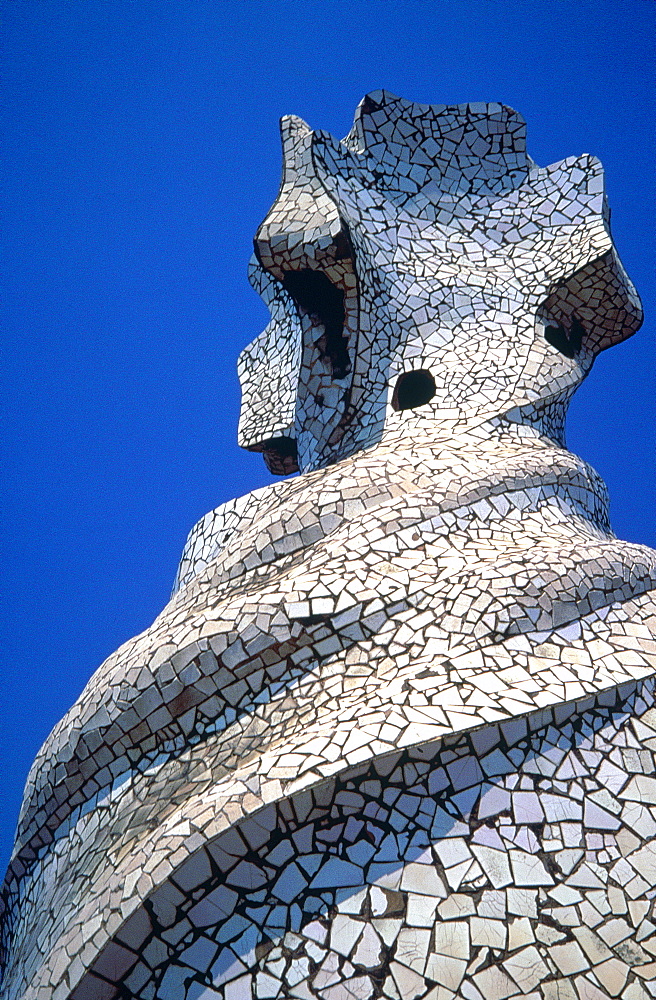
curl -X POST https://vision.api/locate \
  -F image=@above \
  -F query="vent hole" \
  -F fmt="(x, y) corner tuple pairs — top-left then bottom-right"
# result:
(544, 316), (585, 359)
(262, 436), (299, 476)
(392, 370), (436, 411)
(282, 269), (351, 379)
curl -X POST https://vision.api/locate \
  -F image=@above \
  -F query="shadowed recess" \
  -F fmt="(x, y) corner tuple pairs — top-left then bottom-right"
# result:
(282, 270), (351, 379)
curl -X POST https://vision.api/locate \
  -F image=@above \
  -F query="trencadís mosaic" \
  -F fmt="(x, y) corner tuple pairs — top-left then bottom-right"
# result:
(1, 92), (654, 1000)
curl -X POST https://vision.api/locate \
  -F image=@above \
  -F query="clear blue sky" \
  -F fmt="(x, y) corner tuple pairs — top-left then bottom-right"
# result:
(2, 0), (654, 869)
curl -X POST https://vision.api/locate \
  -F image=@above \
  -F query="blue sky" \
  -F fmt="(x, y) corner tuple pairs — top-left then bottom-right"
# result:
(2, 0), (654, 869)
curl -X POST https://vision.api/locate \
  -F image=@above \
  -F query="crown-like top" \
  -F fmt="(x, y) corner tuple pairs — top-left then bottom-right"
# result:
(342, 90), (530, 200)
(243, 93), (642, 475)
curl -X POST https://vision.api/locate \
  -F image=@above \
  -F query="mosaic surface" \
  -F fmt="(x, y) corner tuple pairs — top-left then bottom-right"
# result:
(1, 92), (654, 1000)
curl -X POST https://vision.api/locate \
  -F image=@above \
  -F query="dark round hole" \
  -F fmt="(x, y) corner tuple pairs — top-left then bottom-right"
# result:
(392, 370), (436, 411)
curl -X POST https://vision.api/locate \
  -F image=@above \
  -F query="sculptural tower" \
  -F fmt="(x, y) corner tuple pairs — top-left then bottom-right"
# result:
(2, 92), (655, 1000)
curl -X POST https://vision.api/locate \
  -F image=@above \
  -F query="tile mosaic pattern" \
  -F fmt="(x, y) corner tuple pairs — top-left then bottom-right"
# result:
(1, 92), (654, 1000)
(69, 681), (656, 1000)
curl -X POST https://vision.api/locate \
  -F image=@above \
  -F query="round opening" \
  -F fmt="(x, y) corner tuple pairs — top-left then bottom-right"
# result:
(392, 370), (436, 411)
